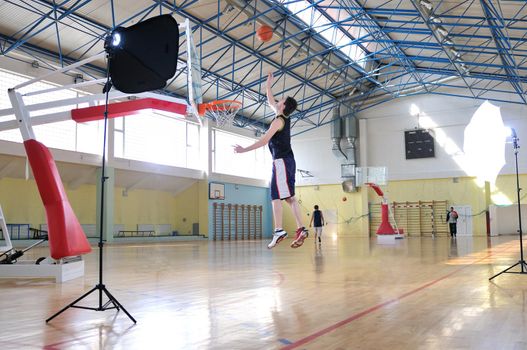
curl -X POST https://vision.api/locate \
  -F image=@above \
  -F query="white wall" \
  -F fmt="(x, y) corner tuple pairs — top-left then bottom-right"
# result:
(489, 204), (527, 236)
(292, 123), (344, 185)
(290, 93), (527, 185)
(359, 94), (527, 181)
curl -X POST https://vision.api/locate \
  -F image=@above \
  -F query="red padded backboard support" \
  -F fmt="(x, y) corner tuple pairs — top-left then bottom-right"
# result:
(365, 182), (384, 197)
(71, 98), (187, 123)
(24, 139), (92, 259)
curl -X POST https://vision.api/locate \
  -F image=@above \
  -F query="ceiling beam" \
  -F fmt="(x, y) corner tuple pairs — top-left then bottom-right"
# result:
(479, 0), (526, 103)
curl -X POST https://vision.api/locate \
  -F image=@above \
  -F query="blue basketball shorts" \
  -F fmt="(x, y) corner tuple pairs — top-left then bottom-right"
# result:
(271, 157), (296, 200)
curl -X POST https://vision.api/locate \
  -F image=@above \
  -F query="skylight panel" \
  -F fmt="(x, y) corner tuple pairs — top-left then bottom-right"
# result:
(276, 0), (367, 68)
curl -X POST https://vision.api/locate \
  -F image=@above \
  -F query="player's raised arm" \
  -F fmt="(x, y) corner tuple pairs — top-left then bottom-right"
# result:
(266, 72), (278, 114)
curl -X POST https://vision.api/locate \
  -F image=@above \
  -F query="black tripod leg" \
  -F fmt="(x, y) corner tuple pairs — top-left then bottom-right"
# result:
(95, 284), (120, 311)
(102, 299), (116, 310)
(489, 261), (521, 281)
(520, 260), (527, 273)
(46, 285), (98, 323)
(102, 287), (137, 323)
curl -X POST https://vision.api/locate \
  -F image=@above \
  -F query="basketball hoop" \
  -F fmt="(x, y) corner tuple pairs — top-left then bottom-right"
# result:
(198, 100), (242, 127)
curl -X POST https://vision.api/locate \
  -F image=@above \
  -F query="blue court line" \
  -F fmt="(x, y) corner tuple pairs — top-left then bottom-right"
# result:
(279, 338), (293, 345)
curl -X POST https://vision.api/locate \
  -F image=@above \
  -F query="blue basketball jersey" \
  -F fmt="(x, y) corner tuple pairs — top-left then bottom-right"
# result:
(268, 115), (293, 160)
(313, 209), (322, 227)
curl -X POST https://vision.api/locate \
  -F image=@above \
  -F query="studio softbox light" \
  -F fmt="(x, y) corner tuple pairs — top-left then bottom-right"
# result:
(106, 14), (179, 93)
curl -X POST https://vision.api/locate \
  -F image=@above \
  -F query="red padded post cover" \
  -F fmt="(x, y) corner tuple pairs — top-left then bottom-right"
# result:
(376, 203), (396, 235)
(365, 182), (384, 197)
(24, 139), (92, 259)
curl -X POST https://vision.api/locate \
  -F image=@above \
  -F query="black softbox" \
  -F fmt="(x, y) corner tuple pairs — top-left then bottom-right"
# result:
(106, 14), (179, 93)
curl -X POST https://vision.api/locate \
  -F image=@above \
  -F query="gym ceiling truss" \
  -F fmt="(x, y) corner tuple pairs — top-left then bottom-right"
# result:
(1, 0), (526, 134)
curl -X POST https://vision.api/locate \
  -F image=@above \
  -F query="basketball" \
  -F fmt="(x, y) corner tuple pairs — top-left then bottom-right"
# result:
(342, 196), (347, 202)
(256, 25), (273, 42)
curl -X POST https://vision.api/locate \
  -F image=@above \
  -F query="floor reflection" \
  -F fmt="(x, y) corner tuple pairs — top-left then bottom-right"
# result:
(313, 243), (324, 274)
(3, 234), (526, 349)
(449, 238), (458, 258)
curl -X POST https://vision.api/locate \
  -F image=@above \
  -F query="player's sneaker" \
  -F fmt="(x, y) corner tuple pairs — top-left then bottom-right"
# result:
(291, 227), (308, 248)
(268, 229), (287, 249)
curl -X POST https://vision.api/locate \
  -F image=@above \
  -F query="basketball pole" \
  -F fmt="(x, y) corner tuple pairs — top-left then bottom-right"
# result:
(489, 128), (527, 281)
(46, 43), (136, 323)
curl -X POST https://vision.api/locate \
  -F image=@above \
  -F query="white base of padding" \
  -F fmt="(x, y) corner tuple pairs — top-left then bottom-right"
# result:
(377, 234), (404, 245)
(0, 260), (84, 283)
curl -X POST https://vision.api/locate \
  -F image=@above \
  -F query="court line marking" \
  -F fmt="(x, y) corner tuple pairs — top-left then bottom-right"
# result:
(280, 244), (513, 350)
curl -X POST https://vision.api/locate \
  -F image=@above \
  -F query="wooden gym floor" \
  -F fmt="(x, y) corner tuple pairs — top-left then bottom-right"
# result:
(1, 235), (527, 349)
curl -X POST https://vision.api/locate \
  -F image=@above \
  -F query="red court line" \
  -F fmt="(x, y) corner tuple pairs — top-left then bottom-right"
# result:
(281, 248), (510, 350)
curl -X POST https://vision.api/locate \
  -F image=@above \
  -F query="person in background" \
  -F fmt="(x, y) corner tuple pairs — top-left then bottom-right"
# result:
(309, 205), (325, 243)
(446, 206), (458, 238)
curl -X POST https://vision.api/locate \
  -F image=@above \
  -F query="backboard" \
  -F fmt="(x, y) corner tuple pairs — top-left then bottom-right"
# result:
(186, 19), (203, 122)
(356, 166), (387, 186)
(209, 182), (225, 200)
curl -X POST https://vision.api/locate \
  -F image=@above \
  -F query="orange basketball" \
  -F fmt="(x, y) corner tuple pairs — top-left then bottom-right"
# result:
(256, 25), (273, 42)
(342, 196), (347, 202)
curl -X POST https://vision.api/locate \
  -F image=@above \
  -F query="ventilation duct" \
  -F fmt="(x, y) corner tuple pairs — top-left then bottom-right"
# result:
(343, 114), (357, 164)
(332, 105), (358, 192)
(341, 113), (358, 192)
(331, 106), (346, 161)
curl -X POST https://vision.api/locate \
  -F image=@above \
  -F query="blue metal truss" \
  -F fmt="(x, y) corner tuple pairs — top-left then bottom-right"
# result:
(479, 0), (526, 103)
(341, 0), (527, 108)
(1, 0), (527, 134)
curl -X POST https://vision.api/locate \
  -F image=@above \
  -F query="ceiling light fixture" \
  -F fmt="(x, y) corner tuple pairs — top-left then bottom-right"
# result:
(429, 15), (442, 24)
(436, 26), (449, 37)
(450, 48), (461, 58)
(443, 38), (454, 46)
(419, 0), (433, 11)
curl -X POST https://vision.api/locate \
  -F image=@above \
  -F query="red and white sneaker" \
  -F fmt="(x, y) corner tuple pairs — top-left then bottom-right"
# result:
(268, 229), (287, 249)
(291, 227), (308, 248)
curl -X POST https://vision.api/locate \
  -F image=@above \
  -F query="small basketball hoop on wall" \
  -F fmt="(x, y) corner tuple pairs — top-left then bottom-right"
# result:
(209, 182), (225, 200)
(198, 100), (242, 127)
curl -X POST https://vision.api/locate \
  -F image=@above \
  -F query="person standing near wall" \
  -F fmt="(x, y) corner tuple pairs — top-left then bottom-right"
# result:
(309, 205), (325, 243)
(446, 206), (458, 238)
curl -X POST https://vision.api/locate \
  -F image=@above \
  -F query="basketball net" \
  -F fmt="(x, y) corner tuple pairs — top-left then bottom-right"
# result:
(198, 100), (242, 127)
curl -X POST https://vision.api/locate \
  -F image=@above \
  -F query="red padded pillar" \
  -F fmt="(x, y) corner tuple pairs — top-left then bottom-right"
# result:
(376, 203), (396, 235)
(24, 139), (92, 259)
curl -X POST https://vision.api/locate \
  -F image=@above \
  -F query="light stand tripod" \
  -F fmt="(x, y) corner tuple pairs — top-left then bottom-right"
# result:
(489, 128), (527, 280)
(46, 45), (136, 323)
(45, 13), (179, 323)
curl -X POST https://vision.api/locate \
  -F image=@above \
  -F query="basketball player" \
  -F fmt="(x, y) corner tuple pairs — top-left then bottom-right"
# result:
(233, 72), (308, 249)
(309, 205), (325, 243)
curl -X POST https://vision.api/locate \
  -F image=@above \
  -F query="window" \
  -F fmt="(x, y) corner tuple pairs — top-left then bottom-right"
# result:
(212, 129), (271, 180)
(0, 69), (102, 154)
(0, 68), (201, 170)
(275, 0), (367, 68)
(115, 111), (200, 169)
